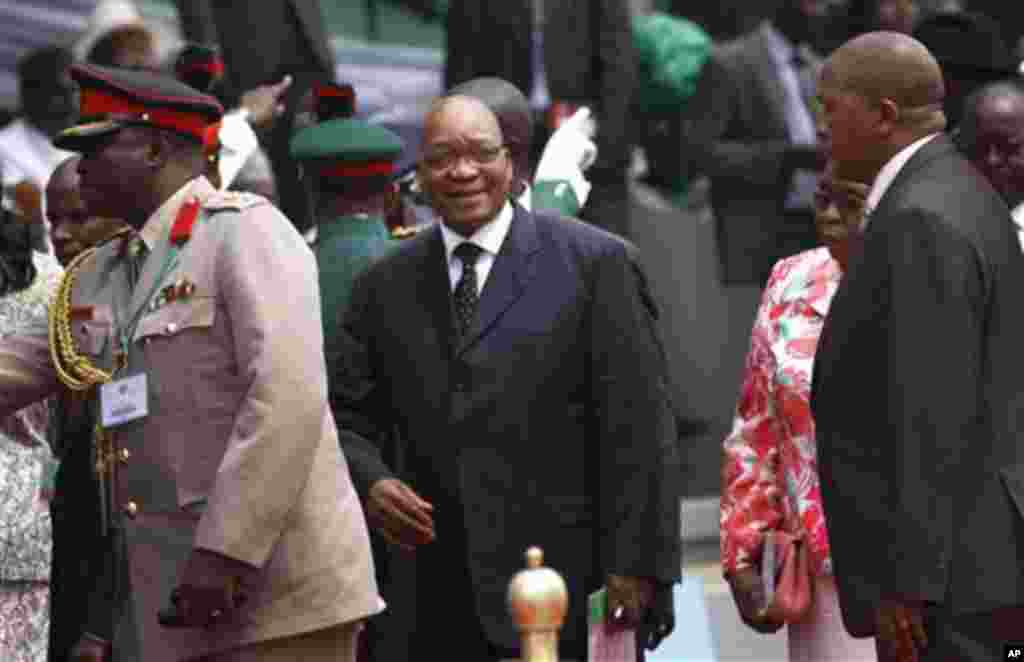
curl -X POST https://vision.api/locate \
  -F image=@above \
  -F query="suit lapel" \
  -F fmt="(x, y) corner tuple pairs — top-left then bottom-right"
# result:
(456, 206), (541, 356)
(869, 135), (955, 221)
(415, 225), (458, 359)
(750, 26), (792, 136)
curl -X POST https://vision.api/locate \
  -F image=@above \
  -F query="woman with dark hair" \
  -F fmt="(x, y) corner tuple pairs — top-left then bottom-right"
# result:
(0, 203), (61, 661)
(722, 161), (880, 661)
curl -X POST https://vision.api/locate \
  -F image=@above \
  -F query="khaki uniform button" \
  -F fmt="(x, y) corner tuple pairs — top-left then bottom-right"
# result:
(165, 322), (178, 334)
(124, 501), (139, 518)
(118, 448), (131, 463)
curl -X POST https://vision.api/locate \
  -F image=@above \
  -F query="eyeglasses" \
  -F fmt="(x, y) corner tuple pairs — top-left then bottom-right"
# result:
(422, 144), (507, 173)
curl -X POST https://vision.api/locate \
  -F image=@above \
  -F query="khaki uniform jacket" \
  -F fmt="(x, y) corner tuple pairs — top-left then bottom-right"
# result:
(0, 177), (381, 660)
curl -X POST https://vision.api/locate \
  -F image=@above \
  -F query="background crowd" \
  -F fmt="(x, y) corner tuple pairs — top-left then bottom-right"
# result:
(1, 0), (1024, 661)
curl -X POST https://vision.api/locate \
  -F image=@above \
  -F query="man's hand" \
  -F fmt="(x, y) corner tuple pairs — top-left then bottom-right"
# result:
(726, 566), (785, 634)
(70, 635), (108, 662)
(367, 478), (435, 551)
(239, 75), (293, 130)
(638, 581), (675, 651)
(606, 574), (656, 628)
(158, 549), (253, 628)
(875, 597), (928, 662)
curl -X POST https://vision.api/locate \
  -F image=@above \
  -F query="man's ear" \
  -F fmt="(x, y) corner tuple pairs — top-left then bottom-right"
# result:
(143, 131), (171, 169)
(876, 98), (901, 137)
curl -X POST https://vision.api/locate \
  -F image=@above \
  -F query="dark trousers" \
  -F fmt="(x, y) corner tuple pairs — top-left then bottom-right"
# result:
(920, 604), (1024, 662)
(410, 490), (588, 662)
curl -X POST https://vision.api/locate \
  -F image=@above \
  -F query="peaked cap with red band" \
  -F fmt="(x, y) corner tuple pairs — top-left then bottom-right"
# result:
(54, 63), (224, 153)
(289, 113), (404, 182)
(174, 43), (225, 94)
(314, 82), (356, 123)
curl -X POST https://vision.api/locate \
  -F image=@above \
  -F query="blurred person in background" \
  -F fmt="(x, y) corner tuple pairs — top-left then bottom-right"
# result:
(912, 9), (1020, 128)
(721, 159), (878, 661)
(824, 0), (919, 50)
(172, 43), (287, 198)
(172, 0), (335, 237)
(442, 0), (636, 238)
(0, 162), (62, 662)
(0, 46), (76, 247)
(956, 79), (1024, 246)
(682, 0), (830, 286)
(43, 156), (132, 662)
(85, 21), (160, 71)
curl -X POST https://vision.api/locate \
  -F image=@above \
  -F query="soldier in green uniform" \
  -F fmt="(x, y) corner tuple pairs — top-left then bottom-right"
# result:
(289, 103), (405, 354)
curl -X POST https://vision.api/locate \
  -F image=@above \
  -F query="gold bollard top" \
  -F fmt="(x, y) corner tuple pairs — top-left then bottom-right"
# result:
(507, 546), (569, 634)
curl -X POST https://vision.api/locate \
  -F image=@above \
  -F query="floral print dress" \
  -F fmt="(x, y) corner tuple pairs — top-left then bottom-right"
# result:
(0, 252), (61, 661)
(721, 247), (841, 578)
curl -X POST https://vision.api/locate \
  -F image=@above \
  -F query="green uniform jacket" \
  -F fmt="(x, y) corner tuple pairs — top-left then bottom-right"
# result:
(315, 214), (396, 358)
(531, 179), (581, 217)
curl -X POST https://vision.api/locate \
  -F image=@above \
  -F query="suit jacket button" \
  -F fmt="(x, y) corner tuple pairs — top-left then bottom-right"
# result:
(124, 501), (139, 518)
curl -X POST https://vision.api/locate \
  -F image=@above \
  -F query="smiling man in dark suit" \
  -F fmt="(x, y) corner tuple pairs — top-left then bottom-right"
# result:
(441, 0), (635, 239)
(332, 94), (682, 660)
(813, 32), (1024, 662)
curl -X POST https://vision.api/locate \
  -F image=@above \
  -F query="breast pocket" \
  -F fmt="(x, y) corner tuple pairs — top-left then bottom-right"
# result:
(135, 298), (218, 413)
(134, 297), (216, 341)
(71, 320), (110, 357)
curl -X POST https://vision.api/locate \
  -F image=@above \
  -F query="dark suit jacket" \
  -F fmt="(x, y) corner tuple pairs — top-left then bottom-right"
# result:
(174, 0), (334, 101)
(444, 0), (635, 174)
(682, 21), (822, 285)
(811, 136), (1024, 637)
(332, 205), (682, 649)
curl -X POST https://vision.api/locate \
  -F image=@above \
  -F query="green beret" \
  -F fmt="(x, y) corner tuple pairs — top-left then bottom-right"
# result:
(633, 12), (712, 115)
(290, 118), (404, 178)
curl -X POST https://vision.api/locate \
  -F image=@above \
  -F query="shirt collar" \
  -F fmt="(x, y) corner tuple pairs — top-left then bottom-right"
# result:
(518, 185), (532, 212)
(440, 201), (515, 264)
(1013, 202), (1024, 228)
(138, 176), (214, 250)
(862, 133), (939, 229)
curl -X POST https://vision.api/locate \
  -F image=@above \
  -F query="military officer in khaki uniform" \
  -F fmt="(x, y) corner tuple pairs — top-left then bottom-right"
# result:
(0, 64), (381, 662)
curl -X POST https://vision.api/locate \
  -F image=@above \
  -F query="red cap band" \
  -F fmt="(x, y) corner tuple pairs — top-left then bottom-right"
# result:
(176, 60), (225, 79)
(315, 83), (354, 100)
(317, 161), (394, 178)
(80, 88), (216, 143)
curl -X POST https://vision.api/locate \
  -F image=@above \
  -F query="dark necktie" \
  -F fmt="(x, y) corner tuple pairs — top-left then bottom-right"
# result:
(452, 242), (484, 339)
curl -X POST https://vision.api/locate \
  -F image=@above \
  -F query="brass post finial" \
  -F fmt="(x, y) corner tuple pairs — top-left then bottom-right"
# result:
(508, 546), (568, 662)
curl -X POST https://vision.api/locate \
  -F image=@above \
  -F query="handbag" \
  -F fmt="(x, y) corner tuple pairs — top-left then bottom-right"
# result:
(761, 530), (814, 624)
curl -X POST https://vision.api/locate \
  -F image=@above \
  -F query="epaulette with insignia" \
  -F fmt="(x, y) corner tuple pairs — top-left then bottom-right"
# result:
(202, 190), (267, 212)
(390, 224), (426, 240)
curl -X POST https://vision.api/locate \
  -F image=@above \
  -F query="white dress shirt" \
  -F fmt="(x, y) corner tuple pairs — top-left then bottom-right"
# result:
(0, 118), (73, 192)
(861, 133), (940, 230)
(1012, 202), (1024, 251)
(440, 201), (515, 294)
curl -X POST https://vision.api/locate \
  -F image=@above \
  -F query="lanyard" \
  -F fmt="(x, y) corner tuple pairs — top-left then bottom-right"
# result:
(114, 244), (181, 375)
(111, 191), (203, 375)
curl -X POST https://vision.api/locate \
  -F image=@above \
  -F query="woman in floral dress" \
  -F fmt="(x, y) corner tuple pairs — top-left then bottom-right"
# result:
(720, 163), (877, 661)
(0, 231), (62, 662)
